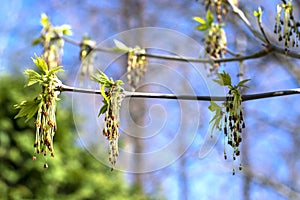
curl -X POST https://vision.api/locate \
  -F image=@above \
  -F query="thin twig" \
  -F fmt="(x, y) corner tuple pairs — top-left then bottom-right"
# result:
(243, 167), (300, 200)
(273, 45), (300, 59)
(226, 48), (241, 57)
(141, 49), (270, 64)
(63, 34), (270, 63)
(227, 0), (266, 43)
(58, 84), (300, 102)
(62, 36), (114, 52)
(257, 14), (271, 44)
(61, 34), (300, 63)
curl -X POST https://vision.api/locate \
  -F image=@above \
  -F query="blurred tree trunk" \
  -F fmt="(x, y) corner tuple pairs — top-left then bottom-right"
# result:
(242, 129), (251, 200)
(120, 0), (146, 194)
(178, 155), (189, 200)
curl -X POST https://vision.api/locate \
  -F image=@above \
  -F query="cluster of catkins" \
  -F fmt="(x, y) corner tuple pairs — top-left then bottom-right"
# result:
(41, 25), (65, 70)
(203, 0), (228, 22)
(102, 87), (124, 170)
(274, 0), (300, 51)
(33, 77), (61, 168)
(127, 47), (147, 89)
(205, 24), (227, 73)
(79, 37), (96, 81)
(42, 38), (64, 70)
(222, 95), (245, 175)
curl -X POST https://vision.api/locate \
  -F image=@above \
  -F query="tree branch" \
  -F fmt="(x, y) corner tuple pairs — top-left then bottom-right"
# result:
(61, 33), (300, 64)
(141, 49), (270, 64)
(243, 167), (300, 200)
(227, 0), (267, 43)
(62, 33), (271, 63)
(58, 84), (300, 102)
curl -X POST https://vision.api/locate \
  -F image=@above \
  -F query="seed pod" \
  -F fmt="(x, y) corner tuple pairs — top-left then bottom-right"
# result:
(224, 127), (227, 136)
(238, 137), (242, 143)
(242, 122), (245, 129)
(235, 149), (240, 156)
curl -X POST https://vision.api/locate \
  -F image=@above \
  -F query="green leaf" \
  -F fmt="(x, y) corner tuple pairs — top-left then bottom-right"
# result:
(193, 16), (206, 24)
(208, 101), (223, 133)
(115, 80), (124, 86)
(99, 104), (108, 116)
(237, 79), (251, 88)
(32, 54), (48, 73)
(210, 114), (222, 130)
(40, 13), (50, 27)
(195, 24), (208, 31)
(253, 7), (262, 17)
(82, 36), (96, 48)
(254, 7), (263, 22)
(14, 100), (40, 122)
(61, 24), (72, 35)
(24, 69), (42, 87)
(208, 101), (221, 112)
(32, 37), (44, 46)
(100, 85), (110, 105)
(113, 39), (129, 51)
(91, 70), (110, 85)
(48, 66), (64, 75)
(206, 10), (214, 26)
(213, 71), (232, 86)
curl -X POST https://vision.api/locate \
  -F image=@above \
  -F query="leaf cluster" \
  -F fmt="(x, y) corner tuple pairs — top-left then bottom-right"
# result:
(79, 35), (97, 82)
(210, 71), (250, 135)
(213, 71), (250, 89)
(15, 55), (63, 122)
(91, 70), (125, 169)
(208, 101), (224, 134)
(91, 70), (123, 115)
(32, 13), (72, 46)
(253, 7), (263, 23)
(212, 71), (249, 116)
(193, 10), (215, 31)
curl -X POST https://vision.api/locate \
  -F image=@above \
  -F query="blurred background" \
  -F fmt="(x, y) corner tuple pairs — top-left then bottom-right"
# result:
(1, 0), (300, 199)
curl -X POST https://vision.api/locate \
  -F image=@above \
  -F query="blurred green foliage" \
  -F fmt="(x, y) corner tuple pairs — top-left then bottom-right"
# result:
(0, 75), (150, 200)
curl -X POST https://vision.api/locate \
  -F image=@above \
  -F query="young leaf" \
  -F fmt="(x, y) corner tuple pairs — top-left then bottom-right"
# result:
(48, 66), (64, 75)
(40, 13), (50, 27)
(101, 85), (110, 105)
(209, 114), (222, 132)
(254, 7), (262, 17)
(206, 10), (214, 26)
(195, 24), (208, 31)
(32, 37), (44, 46)
(208, 101), (221, 112)
(115, 80), (124, 86)
(99, 104), (108, 116)
(91, 70), (110, 85)
(214, 71), (232, 86)
(208, 101), (223, 133)
(24, 69), (42, 87)
(193, 16), (206, 24)
(14, 100), (40, 122)
(32, 54), (48, 73)
(61, 24), (72, 36)
(237, 79), (251, 88)
(113, 39), (130, 52)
